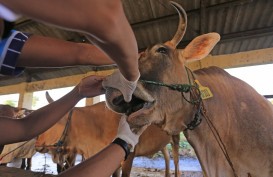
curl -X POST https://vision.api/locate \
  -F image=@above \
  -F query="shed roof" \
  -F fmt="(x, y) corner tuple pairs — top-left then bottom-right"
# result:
(0, 0), (272, 87)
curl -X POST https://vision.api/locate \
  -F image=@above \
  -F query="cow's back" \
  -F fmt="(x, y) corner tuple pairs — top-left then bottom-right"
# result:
(67, 102), (120, 158)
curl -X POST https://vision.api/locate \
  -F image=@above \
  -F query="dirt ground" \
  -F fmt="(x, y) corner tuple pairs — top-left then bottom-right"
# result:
(130, 167), (203, 177)
(0, 166), (203, 177)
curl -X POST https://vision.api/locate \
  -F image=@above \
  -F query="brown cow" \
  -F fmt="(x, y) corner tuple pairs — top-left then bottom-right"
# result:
(0, 104), (20, 118)
(0, 104), (33, 119)
(104, 1), (273, 177)
(0, 104), (35, 170)
(35, 93), (180, 177)
(0, 139), (36, 170)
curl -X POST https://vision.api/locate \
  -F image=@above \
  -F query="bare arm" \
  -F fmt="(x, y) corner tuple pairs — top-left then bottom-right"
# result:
(58, 115), (142, 177)
(0, 0), (139, 81)
(58, 144), (124, 177)
(0, 75), (105, 145)
(17, 35), (114, 67)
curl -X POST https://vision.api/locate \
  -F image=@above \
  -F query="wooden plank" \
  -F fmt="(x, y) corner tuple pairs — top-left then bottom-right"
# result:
(0, 69), (115, 96)
(188, 47), (273, 70)
(1, 47), (273, 95)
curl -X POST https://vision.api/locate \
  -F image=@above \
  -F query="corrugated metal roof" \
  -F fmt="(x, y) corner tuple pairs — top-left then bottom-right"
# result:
(0, 0), (272, 87)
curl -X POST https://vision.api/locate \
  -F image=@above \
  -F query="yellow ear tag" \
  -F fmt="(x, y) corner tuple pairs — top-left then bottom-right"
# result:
(194, 80), (213, 99)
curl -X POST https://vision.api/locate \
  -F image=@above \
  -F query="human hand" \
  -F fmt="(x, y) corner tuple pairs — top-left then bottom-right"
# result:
(116, 115), (147, 151)
(77, 75), (105, 98)
(102, 70), (140, 102)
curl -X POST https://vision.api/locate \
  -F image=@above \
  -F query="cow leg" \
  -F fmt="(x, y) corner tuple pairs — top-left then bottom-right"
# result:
(26, 158), (32, 170)
(63, 161), (70, 171)
(20, 158), (26, 170)
(20, 158), (31, 170)
(57, 162), (69, 173)
(0, 145), (6, 167)
(57, 163), (63, 174)
(161, 147), (170, 177)
(121, 152), (135, 177)
(0, 145), (4, 154)
(171, 134), (180, 177)
(64, 153), (76, 170)
(56, 153), (77, 173)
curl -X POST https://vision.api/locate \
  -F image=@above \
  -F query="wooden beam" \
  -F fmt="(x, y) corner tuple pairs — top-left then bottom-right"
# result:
(188, 47), (273, 70)
(0, 69), (115, 96)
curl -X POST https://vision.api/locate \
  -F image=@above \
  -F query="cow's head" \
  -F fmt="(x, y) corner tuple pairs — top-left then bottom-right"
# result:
(105, 1), (220, 134)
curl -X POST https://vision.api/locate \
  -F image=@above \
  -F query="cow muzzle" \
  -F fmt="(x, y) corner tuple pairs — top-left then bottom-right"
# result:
(105, 83), (155, 123)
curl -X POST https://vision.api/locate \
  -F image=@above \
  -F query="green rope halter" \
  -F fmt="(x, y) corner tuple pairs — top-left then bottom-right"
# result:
(139, 79), (201, 104)
(140, 80), (192, 92)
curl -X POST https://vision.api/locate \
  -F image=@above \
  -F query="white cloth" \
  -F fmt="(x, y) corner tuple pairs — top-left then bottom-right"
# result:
(0, 139), (36, 164)
(0, 4), (21, 22)
(6, 158), (22, 168)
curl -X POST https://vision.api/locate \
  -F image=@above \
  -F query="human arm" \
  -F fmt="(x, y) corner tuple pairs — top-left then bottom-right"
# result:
(17, 35), (114, 67)
(58, 143), (124, 177)
(0, 75), (105, 145)
(0, 0), (139, 81)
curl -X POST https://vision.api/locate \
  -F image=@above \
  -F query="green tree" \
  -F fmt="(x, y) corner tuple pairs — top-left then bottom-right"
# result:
(32, 96), (39, 107)
(4, 100), (16, 107)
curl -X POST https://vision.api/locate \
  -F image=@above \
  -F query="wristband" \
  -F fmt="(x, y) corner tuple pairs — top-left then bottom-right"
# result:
(112, 138), (130, 160)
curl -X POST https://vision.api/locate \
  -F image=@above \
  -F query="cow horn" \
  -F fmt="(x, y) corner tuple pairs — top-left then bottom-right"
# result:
(45, 91), (54, 103)
(169, 1), (187, 47)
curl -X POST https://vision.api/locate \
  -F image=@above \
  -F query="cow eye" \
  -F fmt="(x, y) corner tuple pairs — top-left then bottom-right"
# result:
(156, 47), (168, 54)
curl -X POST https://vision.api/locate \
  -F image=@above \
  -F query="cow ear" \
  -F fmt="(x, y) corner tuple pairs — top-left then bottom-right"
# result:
(182, 33), (220, 62)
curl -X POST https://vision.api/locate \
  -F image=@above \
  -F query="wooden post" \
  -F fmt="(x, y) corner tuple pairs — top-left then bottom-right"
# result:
(18, 92), (33, 109)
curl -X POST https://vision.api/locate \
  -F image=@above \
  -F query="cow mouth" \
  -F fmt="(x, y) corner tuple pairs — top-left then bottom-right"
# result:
(113, 95), (154, 118)
(105, 85), (155, 122)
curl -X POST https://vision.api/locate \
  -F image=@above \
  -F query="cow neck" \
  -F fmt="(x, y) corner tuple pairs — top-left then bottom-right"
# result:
(54, 109), (73, 151)
(183, 67), (203, 130)
(185, 67), (239, 177)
